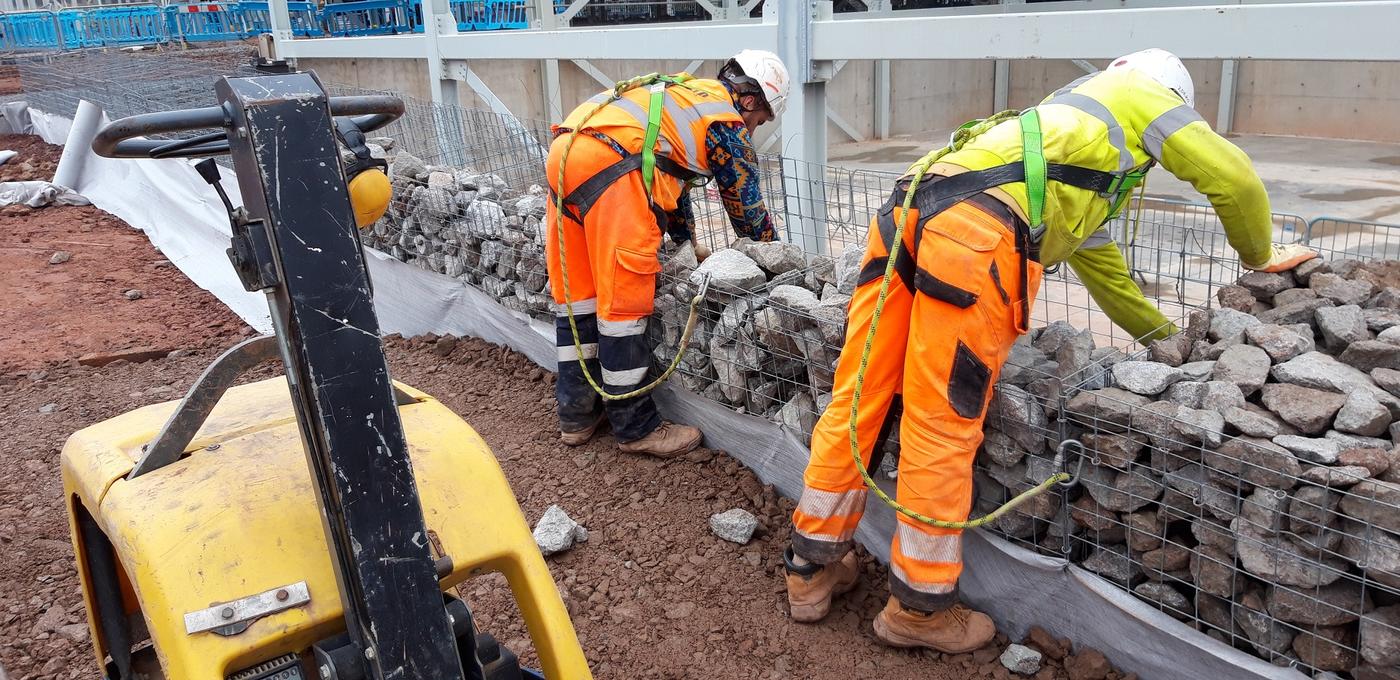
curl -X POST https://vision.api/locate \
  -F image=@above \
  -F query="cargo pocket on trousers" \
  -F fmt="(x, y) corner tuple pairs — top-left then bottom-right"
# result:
(949, 341), (992, 419)
(611, 246), (662, 317)
(914, 209), (1003, 309)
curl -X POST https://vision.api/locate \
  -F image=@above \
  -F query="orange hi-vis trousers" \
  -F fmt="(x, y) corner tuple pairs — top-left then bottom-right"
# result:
(544, 132), (668, 442)
(791, 185), (1044, 612)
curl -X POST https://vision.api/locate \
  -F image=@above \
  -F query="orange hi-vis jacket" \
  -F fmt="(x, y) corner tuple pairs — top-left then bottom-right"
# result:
(554, 75), (745, 212)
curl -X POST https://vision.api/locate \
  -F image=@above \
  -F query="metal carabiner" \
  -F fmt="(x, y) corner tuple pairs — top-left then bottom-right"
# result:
(1053, 438), (1088, 488)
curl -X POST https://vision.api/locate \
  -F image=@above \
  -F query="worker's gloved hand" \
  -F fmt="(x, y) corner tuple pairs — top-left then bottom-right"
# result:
(1242, 243), (1321, 273)
(695, 243), (712, 263)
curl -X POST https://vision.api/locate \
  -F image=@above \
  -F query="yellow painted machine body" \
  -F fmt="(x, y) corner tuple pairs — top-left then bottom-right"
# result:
(61, 375), (592, 680)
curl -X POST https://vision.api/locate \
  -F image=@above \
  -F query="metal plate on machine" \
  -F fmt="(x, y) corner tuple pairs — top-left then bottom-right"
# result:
(185, 581), (311, 635)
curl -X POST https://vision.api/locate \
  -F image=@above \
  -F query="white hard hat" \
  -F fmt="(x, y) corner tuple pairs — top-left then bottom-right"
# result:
(1107, 48), (1195, 109)
(720, 49), (791, 119)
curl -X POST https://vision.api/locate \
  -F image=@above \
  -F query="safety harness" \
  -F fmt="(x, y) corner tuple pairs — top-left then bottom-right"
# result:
(850, 105), (1147, 529)
(552, 73), (718, 402)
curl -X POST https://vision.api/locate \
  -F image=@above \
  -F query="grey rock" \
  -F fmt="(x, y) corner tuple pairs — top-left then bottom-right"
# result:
(1193, 517), (1238, 552)
(1360, 605), (1400, 666)
(1084, 467), (1161, 513)
(834, 247), (863, 295)
(1336, 389), (1393, 437)
(1082, 544), (1138, 585)
(1111, 361), (1185, 396)
(767, 285), (820, 325)
(1382, 326), (1400, 344)
(1217, 284), (1259, 312)
(1149, 333), (1190, 367)
(1273, 435), (1343, 465)
(1082, 432), (1145, 469)
(1239, 270), (1297, 298)
(1293, 257), (1331, 285)
(1341, 340), (1400, 373)
(806, 255), (836, 292)
(1340, 520), (1400, 586)
(1066, 388), (1150, 432)
(1131, 400), (1184, 445)
(734, 238), (806, 276)
(709, 508), (759, 544)
(1125, 510), (1167, 551)
(1301, 465), (1372, 487)
(987, 384), (1047, 452)
(999, 644), (1043, 676)
(1239, 485), (1290, 534)
(1268, 582), (1372, 626)
(1369, 286), (1400, 309)
(1213, 344), (1271, 397)
(812, 296), (849, 348)
(982, 429), (1029, 467)
(462, 200), (506, 239)
(1179, 361), (1217, 382)
(1340, 479), (1400, 535)
(1312, 272), (1376, 306)
(1205, 437), (1302, 490)
(1328, 431), (1393, 452)
(762, 269), (806, 294)
(1235, 521), (1347, 587)
(1316, 304), (1370, 351)
(1175, 407), (1226, 447)
(1002, 341), (1055, 387)
(1068, 497), (1125, 542)
(1055, 330), (1095, 383)
(1257, 298), (1335, 327)
(1209, 308), (1263, 344)
(1163, 381), (1207, 409)
(1365, 308), (1400, 332)
(1260, 383), (1347, 435)
(1225, 406), (1287, 438)
(1193, 545), (1244, 598)
(1374, 367), (1400, 398)
(693, 249), (767, 295)
(1246, 324), (1316, 363)
(533, 505), (588, 556)
(391, 152), (427, 179)
(1134, 582), (1191, 618)
(777, 392), (817, 437)
(1273, 287), (1319, 307)
(1292, 626), (1359, 672)
(1033, 320), (1082, 355)
(1200, 381), (1248, 413)
(426, 170), (455, 191)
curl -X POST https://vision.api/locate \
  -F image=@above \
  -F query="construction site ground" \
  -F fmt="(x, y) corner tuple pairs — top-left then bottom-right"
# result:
(0, 134), (1130, 680)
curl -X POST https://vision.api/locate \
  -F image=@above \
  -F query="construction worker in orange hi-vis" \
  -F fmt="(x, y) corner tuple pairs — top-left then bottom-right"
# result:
(782, 48), (1319, 652)
(545, 50), (791, 458)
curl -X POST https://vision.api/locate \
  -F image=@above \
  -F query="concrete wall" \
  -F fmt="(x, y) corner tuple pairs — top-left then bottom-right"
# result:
(296, 56), (1400, 146)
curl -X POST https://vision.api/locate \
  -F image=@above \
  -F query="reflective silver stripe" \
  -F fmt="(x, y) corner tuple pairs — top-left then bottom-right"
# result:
(586, 91), (611, 106)
(895, 524), (963, 564)
(602, 365), (649, 385)
(597, 317), (647, 337)
(889, 562), (957, 595)
(610, 96), (673, 156)
(691, 101), (741, 119)
(1080, 227), (1115, 250)
(660, 88), (703, 172)
(554, 298), (598, 316)
(1049, 72), (1096, 100)
(1046, 92), (1134, 172)
(1142, 104), (1204, 161)
(796, 487), (868, 520)
(558, 342), (599, 361)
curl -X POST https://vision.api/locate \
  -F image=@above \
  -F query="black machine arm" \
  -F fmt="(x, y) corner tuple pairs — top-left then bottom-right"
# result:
(91, 95), (403, 159)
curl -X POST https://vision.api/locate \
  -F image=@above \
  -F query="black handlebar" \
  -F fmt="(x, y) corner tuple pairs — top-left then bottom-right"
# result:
(92, 95), (405, 159)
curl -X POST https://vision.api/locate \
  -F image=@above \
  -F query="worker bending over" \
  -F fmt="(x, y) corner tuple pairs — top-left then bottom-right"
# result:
(783, 49), (1318, 652)
(545, 50), (790, 457)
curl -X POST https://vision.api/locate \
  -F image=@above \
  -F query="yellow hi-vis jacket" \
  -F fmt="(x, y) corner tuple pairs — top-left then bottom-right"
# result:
(929, 67), (1274, 342)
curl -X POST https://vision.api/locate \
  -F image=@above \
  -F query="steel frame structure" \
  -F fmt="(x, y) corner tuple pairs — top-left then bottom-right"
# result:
(265, 0), (1400, 244)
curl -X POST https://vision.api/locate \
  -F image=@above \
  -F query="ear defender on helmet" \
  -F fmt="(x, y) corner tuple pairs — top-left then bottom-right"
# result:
(335, 118), (392, 229)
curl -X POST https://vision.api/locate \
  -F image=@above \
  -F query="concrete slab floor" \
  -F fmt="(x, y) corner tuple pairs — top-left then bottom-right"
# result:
(829, 132), (1400, 225)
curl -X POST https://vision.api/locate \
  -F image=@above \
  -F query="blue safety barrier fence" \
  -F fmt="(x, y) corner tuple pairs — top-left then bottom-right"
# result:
(0, 0), (533, 51)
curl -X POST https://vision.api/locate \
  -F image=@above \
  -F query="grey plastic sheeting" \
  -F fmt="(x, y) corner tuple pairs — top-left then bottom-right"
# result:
(43, 101), (1302, 680)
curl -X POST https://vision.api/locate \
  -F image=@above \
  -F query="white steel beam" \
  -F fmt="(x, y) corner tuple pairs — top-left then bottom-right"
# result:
(874, 59), (890, 140)
(277, 36), (427, 60)
(559, 0), (591, 24)
(812, 2), (1400, 61)
(570, 59), (615, 88)
(536, 0), (563, 122)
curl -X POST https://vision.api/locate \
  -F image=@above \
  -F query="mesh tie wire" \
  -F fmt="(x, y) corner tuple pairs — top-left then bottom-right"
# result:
(848, 110), (1073, 529)
(553, 72), (712, 401)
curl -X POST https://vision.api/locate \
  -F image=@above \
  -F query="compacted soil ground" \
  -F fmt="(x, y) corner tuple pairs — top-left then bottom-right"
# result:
(0, 134), (1126, 680)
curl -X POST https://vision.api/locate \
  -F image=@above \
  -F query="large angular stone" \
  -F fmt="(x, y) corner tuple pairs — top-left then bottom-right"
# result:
(1178, 360), (1216, 382)
(1066, 388), (1150, 432)
(1082, 432), (1145, 469)
(1245, 324), (1315, 363)
(1124, 510), (1166, 551)
(1342, 340), (1400, 373)
(1205, 436), (1302, 490)
(1055, 330), (1096, 384)
(1272, 435), (1343, 465)
(1190, 545), (1244, 601)
(834, 247), (863, 295)
(1111, 361), (1185, 396)
(1312, 272), (1376, 306)
(1289, 485), (1342, 535)
(1336, 389), (1393, 437)
(1260, 383), (1347, 435)
(1033, 320), (1081, 355)
(1373, 367), (1400, 399)
(1174, 407), (1225, 448)
(1209, 308), (1263, 343)
(1256, 297), (1334, 327)
(1273, 287), (1319, 308)
(1149, 333), (1190, 367)
(982, 429), (1029, 467)
(734, 238), (806, 276)
(1301, 465), (1372, 487)
(1367, 308), (1400, 332)
(1238, 485), (1289, 534)
(1340, 479), (1400, 535)
(1224, 406), (1286, 438)
(692, 248), (766, 295)
(1134, 582), (1191, 617)
(1163, 381), (1207, 409)
(1234, 522), (1347, 587)
(1341, 447), (1394, 476)
(1267, 582), (1372, 626)
(1217, 284), (1258, 313)
(1239, 270), (1296, 297)
(1213, 345), (1271, 397)
(1292, 625), (1359, 672)
(988, 384), (1048, 452)
(1082, 466), (1160, 513)
(1129, 400), (1181, 444)
(1317, 304), (1370, 351)
(1193, 516), (1238, 552)
(1082, 545), (1139, 585)
(1292, 257), (1331, 285)
(777, 391), (818, 437)
(1360, 605), (1400, 667)
(1340, 520), (1400, 584)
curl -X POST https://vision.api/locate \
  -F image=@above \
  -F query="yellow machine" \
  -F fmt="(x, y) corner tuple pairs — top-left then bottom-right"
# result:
(64, 69), (592, 680)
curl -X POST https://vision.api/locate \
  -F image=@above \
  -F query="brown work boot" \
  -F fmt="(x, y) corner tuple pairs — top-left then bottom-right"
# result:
(785, 548), (860, 623)
(560, 412), (606, 446)
(873, 596), (997, 653)
(617, 421), (702, 458)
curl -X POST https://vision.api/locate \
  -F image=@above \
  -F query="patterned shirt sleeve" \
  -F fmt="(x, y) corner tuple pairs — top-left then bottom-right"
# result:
(705, 121), (776, 242)
(666, 190), (697, 244)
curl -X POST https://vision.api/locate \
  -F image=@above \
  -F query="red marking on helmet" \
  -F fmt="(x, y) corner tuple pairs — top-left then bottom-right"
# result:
(1113, 59), (1128, 67)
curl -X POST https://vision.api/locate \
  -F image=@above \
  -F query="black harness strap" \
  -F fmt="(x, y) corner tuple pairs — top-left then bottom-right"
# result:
(556, 133), (704, 225)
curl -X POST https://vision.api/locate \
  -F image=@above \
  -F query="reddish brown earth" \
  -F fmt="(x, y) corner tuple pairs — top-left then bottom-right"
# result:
(0, 134), (1127, 679)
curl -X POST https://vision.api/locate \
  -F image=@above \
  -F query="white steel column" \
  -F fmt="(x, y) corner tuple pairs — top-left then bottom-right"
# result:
(536, 0), (564, 122)
(870, 0), (891, 139)
(422, 0), (465, 165)
(268, 0), (293, 45)
(1217, 58), (1237, 134)
(772, 0), (829, 254)
(993, 58), (1009, 113)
